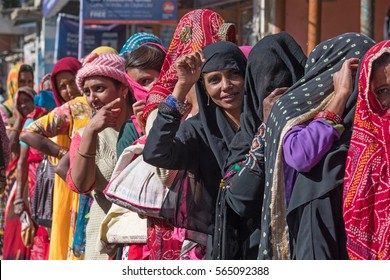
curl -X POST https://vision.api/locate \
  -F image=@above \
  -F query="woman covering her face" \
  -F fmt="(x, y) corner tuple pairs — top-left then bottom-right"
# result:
(260, 33), (375, 260)
(343, 40), (390, 260)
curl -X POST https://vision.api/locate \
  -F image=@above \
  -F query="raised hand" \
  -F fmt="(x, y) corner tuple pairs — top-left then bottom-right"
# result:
(333, 57), (360, 99)
(175, 50), (205, 88)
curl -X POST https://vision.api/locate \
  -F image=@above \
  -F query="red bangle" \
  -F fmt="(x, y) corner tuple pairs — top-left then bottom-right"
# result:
(314, 110), (342, 124)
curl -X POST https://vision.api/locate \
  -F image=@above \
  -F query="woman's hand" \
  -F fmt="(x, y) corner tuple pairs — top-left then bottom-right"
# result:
(12, 103), (23, 122)
(132, 100), (146, 135)
(175, 50), (205, 86)
(87, 97), (123, 134)
(173, 51), (206, 102)
(324, 58), (360, 118)
(333, 57), (359, 100)
(263, 87), (288, 123)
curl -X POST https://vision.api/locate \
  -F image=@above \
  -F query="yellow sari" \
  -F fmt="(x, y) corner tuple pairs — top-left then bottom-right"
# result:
(23, 95), (91, 260)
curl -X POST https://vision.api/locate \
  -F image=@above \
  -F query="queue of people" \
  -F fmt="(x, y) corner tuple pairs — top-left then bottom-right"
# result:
(0, 8), (389, 260)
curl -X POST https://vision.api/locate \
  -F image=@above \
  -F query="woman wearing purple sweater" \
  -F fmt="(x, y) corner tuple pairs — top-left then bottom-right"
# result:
(260, 33), (375, 260)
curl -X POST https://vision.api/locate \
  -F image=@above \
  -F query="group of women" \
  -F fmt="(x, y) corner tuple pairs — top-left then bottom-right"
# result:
(0, 8), (389, 260)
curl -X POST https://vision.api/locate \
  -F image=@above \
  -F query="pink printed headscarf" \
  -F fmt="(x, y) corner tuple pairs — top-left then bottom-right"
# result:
(141, 9), (236, 125)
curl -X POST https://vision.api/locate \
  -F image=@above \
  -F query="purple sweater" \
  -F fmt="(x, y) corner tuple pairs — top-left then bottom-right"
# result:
(282, 118), (342, 206)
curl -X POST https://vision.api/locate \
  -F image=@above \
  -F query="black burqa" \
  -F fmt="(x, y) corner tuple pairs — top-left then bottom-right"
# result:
(155, 41), (247, 246)
(212, 32), (307, 259)
(259, 33), (376, 260)
(224, 32), (307, 168)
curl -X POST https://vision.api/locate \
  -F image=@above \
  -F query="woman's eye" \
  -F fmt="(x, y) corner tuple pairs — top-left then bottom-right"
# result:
(208, 77), (220, 84)
(69, 80), (77, 87)
(140, 79), (151, 87)
(83, 89), (90, 96)
(229, 70), (242, 79)
(376, 88), (390, 96)
(97, 86), (106, 92)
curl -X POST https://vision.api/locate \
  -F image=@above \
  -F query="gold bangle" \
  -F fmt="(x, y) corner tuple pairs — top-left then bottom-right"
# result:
(57, 147), (68, 159)
(77, 149), (96, 158)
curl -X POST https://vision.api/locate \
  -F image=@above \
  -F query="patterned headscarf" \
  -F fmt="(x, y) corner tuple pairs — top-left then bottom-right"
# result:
(51, 57), (82, 107)
(141, 9), (236, 125)
(119, 32), (163, 56)
(5, 63), (22, 106)
(259, 33), (375, 260)
(343, 40), (390, 260)
(15, 86), (35, 105)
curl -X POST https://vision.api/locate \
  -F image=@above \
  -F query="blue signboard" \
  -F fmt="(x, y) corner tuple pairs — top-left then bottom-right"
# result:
(55, 14), (126, 61)
(83, 0), (178, 24)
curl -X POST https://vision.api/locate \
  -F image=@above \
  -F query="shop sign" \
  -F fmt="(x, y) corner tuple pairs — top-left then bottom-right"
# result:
(55, 14), (126, 61)
(83, 0), (178, 24)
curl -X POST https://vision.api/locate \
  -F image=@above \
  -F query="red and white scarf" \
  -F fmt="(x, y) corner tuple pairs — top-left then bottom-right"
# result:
(343, 40), (390, 260)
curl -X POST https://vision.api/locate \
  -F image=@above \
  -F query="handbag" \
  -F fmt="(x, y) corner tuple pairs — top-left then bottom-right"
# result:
(103, 142), (169, 218)
(31, 156), (54, 228)
(20, 211), (36, 248)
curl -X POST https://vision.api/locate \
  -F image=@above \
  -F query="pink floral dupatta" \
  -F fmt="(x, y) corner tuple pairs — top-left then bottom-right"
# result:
(141, 9), (236, 125)
(343, 40), (390, 260)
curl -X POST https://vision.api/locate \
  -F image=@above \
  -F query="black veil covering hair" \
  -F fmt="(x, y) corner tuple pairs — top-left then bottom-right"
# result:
(224, 32), (307, 169)
(197, 41), (247, 170)
(211, 32), (306, 260)
(259, 33), (375, 260)
(159, 41), (247, 244)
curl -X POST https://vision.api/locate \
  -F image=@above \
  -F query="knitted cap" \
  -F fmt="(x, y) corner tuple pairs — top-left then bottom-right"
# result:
(76, 52), (129, 92)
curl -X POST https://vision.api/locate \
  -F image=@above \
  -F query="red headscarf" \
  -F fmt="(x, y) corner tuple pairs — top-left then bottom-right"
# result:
(14, 87), (47, 127)
(141, 9), (236, 124)
(38, 73), (51, 92)
(343, 40), (390, 260)
(51, 57), (82, 107)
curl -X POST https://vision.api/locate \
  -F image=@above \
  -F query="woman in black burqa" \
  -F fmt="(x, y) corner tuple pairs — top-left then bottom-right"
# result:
(259, 33), (375, 260)
(143, 41), (247, 259)
(213, 32), (307, 259)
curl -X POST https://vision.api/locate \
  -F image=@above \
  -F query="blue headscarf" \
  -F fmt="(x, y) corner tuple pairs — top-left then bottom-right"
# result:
(34, 90), (56, 111)
(119, 32), (162, 57)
